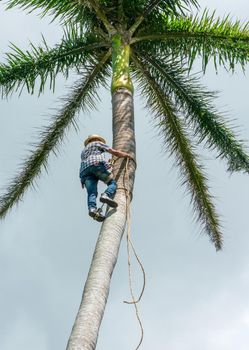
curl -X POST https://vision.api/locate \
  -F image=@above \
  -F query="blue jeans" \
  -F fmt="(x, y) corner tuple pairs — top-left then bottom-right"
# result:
(80, 163), (117, 210)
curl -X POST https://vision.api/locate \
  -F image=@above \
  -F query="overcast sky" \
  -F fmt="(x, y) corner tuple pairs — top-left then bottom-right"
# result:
(0, 1), (249, 350)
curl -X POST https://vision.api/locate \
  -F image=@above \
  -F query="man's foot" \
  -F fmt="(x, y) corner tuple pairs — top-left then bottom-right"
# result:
(100, 193), (118, 208)
(89, 208), (105, 222)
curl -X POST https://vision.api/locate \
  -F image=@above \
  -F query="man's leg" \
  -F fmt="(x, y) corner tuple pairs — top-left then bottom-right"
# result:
(84, 176), (105, 222)
(84, 176), (98, 210)
(99, 177), (118, 208)
(105, 179), (117, 198)
(94, 163), (118, 208)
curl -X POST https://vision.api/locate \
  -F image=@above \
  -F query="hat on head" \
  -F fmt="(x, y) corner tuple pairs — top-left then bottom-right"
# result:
(84, 134), (106, 146)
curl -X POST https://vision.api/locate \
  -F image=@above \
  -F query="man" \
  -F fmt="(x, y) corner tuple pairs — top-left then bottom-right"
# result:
(80, 134), (131, 222)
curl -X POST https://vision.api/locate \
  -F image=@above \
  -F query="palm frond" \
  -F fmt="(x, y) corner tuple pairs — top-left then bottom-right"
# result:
(86, 0), (116, 33)
(132, 51), (222, 250)
(133, 10), (249, 71)
(116, 0), (124, 23)
(0, 50), (111, 219)
(5, 0), (116, 33)
(137, 51), (249, 173)
(143, 0), (199, 17)
(0, 27), (107, 96)
(129, 0), (199, 35)
(4, 0), (100, 27)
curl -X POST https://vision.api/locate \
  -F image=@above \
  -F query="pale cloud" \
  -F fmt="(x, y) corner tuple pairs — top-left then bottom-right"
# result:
(1, 312), (48, 350)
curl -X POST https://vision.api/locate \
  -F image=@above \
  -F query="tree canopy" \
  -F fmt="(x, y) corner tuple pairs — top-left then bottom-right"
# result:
(1, 0), (249, 251)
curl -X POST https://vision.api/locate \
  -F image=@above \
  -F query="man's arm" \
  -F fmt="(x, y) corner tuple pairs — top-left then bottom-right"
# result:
(107, 148), (132, 159)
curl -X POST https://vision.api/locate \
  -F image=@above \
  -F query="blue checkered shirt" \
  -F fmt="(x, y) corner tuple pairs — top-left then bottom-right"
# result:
(79, 141), (111, 176)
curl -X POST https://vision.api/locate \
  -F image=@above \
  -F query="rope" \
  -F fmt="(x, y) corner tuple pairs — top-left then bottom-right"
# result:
(122, 158), (146, 350)
(123, 237), (146, 304)
(112, 155), (146, 303)
(110, 155), (137, 169)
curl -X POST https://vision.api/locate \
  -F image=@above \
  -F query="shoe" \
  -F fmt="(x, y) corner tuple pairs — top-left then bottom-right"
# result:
(100, 193), (118, 208)
(89, 208), (105, 222)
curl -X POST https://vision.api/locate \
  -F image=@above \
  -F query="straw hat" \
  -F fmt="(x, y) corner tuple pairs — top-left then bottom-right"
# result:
(84, 134), (106, 146)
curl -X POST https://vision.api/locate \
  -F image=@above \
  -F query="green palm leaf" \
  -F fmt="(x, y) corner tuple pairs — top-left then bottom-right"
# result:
(132, 52), (222, 250)
(133, 10), (249, 71)
(5, 0), (199, 33)
(129, 0), (199, 35)
(5, 0), (95, 24)
(0, 50), (111, 219)
(0, 27), (107, 96)
(136, 51), (249, 173)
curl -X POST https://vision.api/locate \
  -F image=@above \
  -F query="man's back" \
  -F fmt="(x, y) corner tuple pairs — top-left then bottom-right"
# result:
(80, 141), (110, 174)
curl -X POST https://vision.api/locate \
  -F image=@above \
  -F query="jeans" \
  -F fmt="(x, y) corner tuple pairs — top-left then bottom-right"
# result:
(80, 163), (117, 210)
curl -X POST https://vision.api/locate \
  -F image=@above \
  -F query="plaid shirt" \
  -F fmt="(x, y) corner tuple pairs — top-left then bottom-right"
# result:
(79, 141), (111, 175)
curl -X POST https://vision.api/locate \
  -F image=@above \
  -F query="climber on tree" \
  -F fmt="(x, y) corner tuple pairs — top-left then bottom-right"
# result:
(80, 134), (131, 222)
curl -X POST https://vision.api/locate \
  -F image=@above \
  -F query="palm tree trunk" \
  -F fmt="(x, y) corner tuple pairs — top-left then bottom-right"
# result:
(66, 85), (136, 350)
(66, 33), (135, 350)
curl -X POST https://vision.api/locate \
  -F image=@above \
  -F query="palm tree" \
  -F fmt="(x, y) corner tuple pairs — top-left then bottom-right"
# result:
(0, 0), (249, 349)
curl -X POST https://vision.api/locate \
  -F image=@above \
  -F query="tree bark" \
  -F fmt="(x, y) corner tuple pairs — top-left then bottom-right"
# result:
(66, 88), (136, 350)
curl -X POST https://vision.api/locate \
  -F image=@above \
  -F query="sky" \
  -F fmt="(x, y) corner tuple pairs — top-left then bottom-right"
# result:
(0, 1), (249, 350)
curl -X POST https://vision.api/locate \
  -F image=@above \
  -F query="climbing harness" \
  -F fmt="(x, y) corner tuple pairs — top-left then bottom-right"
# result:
(90, 208), (105, 222)
(89, 202), (108, 222)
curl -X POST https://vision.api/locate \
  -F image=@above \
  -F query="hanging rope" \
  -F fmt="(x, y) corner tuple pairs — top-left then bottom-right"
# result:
(122, 158), (146, 350)
(109, 155), (146, 349)
(123, 158), (146, 304)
